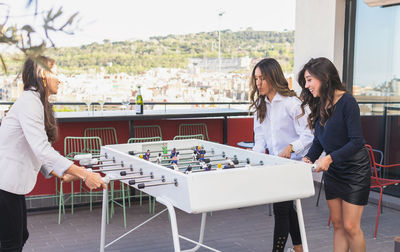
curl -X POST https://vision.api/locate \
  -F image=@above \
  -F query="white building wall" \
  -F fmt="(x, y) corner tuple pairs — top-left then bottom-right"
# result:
(293, 0), (346, 93)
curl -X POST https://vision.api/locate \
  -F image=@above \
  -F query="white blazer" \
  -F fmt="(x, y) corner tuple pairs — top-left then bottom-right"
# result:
(0, 90), (72, 195)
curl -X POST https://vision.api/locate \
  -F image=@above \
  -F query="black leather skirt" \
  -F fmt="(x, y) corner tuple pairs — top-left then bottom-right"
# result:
(324, 147), (371, 205)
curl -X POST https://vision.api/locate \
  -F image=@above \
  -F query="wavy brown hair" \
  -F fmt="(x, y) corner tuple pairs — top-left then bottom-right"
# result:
(298, 57), (347, 129)
(249, 58), (299, 123)
(22, 56), (58, 143)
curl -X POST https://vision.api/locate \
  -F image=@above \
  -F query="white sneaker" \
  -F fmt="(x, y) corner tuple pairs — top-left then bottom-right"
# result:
(286, 248), (295, 252)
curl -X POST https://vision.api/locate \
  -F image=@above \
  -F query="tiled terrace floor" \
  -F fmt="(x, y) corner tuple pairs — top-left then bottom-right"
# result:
(24, 186), (399, 252)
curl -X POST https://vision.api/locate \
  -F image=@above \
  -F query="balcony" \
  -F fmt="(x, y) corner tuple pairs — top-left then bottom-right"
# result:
(1, 101), (400, 251)
(1, 100), (400, 200)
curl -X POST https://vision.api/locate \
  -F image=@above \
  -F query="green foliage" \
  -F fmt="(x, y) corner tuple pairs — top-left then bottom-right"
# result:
(4, 29), (294, 75)
(49, 30), (294, 75)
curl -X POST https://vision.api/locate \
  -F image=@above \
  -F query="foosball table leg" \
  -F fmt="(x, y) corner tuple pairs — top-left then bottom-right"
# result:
(181, 212), (207, 252)
(157, 197), (181, 252)
(295, 199), (309, 252)
(100, 186), (109, 252)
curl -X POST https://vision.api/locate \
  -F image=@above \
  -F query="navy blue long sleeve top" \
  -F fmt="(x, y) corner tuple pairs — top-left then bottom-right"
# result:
(305, 93), (365, 164)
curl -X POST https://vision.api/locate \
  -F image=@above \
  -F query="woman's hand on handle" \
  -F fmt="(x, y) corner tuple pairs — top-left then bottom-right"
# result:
(62, 173), (80, 183)
(84, 171), (107, 190)
(65, 164), (106, 189)
(279, 144), (293, 159)
(314, 155), (332, 173)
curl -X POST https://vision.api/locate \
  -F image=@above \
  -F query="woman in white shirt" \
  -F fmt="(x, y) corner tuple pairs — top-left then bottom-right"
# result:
(0, 56), (106, 251)
(249, 58), (313, 252)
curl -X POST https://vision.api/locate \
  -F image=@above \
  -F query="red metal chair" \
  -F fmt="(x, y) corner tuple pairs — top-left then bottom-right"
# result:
(327, 144), (400, 238)
(365, 144), (400, 238)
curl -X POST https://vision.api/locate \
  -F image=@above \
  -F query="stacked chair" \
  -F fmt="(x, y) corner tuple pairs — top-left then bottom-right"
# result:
(127, 125), (164, 214)
(178, 123), (209, 141)
(173, 134), (204, 140)
(128, 125), (163, 143)
(59, 136), (102, 224)
(84, 127), (130, 227)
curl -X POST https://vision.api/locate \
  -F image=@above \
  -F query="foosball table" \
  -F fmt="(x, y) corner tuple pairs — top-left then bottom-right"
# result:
(76, 139), (315, 252)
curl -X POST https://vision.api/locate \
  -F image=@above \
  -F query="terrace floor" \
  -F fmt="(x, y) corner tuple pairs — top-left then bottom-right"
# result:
(23, 185), (399, 252)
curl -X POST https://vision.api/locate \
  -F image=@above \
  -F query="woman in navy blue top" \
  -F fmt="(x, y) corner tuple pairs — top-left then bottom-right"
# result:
(298, 58), (370, 252)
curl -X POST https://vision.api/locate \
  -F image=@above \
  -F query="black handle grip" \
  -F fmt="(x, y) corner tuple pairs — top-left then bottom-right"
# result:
(120, 171), (127, 176)
(128, 180), (135, 185)
(138, 183), (145, 189)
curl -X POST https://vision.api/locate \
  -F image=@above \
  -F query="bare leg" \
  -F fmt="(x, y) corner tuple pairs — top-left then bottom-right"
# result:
(327, 198), (349, 252)
(293, 244), (303, 252)
(342, 201), (366, 252)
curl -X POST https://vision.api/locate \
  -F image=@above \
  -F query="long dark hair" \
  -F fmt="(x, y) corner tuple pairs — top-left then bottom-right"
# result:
(22, 56), (58, 143)
(249, 58), (298, 123)
(298, 57), (347, 129)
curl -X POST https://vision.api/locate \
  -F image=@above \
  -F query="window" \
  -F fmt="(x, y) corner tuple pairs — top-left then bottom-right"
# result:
(352, 1), (400, 98)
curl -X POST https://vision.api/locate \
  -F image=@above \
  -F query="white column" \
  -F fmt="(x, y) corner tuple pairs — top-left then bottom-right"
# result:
(293, 0), (346, 94)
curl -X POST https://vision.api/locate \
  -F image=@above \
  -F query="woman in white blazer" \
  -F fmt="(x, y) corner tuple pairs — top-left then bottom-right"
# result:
(0, 56), (106, 251)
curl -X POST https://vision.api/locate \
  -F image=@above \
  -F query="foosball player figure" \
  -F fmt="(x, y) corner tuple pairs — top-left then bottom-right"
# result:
(162, 143), (168, 159)
(232, 155), (239, 165)
(224, 157), (235, 169)
(200, 161), (208, 170)
(198, 149), (206, 162)
(171, 156), (178, 165)
(170, 147), (178, 159)
(170, 151), (179, 167)
(139, 154), (144, 159)
(245, 158), (251, 168)
(217, 163), (222, 171)
(185, 165), (192, 174)
(143, 149), (150, 161)
(171, 162), (179, 171)
(205, 164), (212, 171)
(192, 150), (197, 161)
(156, 153), (162, 164)
(193, 145), (203, 158)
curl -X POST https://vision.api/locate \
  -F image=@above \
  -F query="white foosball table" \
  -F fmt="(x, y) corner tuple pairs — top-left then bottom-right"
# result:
(83, 139), (315, 252)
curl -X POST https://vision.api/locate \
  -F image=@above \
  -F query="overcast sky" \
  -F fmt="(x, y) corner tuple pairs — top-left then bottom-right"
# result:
(4, 0), (295, 47)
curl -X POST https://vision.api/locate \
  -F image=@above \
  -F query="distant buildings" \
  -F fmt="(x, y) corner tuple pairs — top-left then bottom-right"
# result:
(0, 76), (23, 101)
(188, 56), (251, 73)
(0, 66), (252, 107)
(353, 77), (400, 97)
(0, 55), (348, 107)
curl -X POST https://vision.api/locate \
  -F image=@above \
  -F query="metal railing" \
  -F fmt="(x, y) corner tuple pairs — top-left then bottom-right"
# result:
(0, 101), (252, 113)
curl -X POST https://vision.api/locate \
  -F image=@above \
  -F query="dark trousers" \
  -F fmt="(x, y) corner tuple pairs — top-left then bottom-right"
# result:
(0, 189), (29, 252)
(272, 201), (301, 252)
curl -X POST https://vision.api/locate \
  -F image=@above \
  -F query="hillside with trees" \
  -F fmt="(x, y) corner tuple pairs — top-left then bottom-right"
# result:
(5, 29), (294, 75)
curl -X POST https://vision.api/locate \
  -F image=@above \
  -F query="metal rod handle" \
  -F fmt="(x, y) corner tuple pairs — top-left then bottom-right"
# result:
(89, 161), (123, 168)
(128, 173), (154, 185)
(120, 170), (142, 176)
(130, 177), (164, 185)
(90, 166), (129, 173)
(137, 179), (178, 189)
(99, 157), (115, 163)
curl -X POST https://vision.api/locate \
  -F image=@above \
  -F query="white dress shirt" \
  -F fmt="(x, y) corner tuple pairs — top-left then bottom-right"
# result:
(252, 93), (313, 161)
(0, 90), (72, 195)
